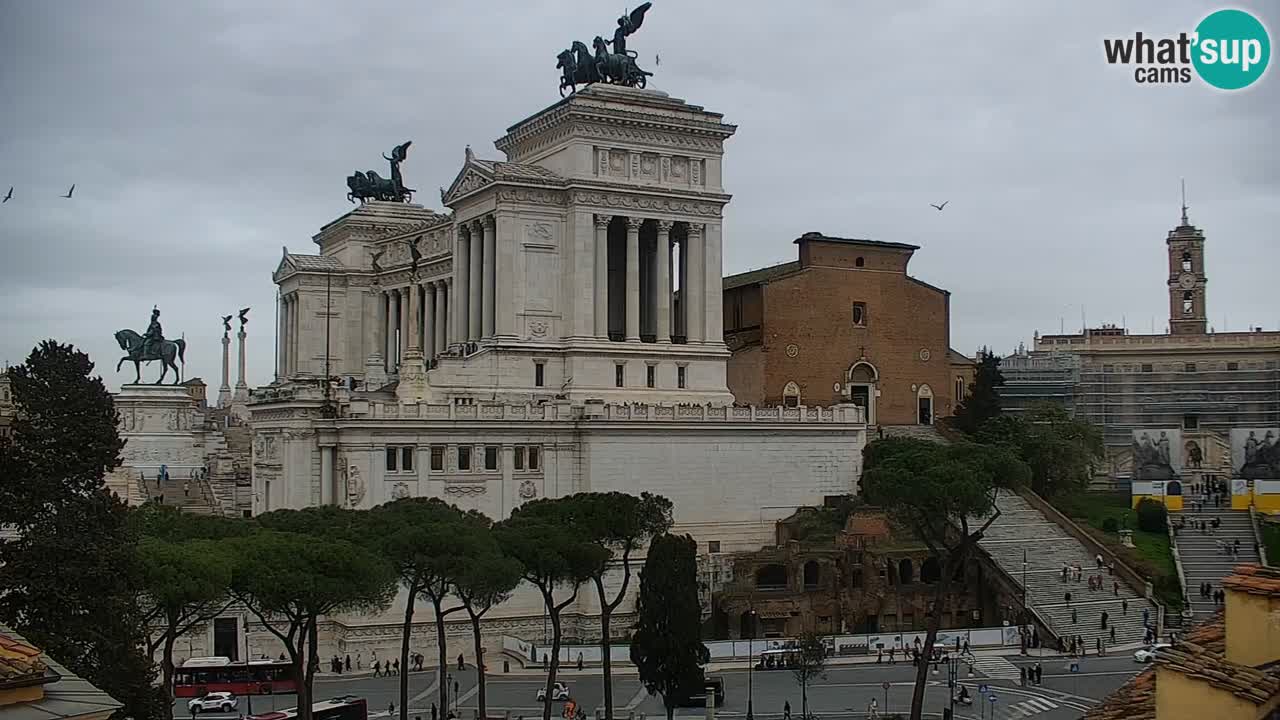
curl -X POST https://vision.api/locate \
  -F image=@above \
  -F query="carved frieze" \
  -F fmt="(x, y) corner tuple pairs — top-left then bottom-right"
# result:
(444, 485), (486, 496)
(519, 480), (538, 499)
(569, 190), (722, 217)
(391, 482), (411, 500)
(496, 189), (566, 206)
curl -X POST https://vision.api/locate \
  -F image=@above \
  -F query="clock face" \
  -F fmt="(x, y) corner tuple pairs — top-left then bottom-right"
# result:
(1178, 273), (1196, 289)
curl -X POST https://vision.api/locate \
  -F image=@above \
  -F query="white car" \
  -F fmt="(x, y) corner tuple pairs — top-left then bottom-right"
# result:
(1134, 643), (1171, 663)
(536, 682), (571, 702)
(188, 692), (238, 714)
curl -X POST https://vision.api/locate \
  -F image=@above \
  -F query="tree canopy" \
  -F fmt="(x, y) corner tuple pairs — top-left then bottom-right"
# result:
(952, 349), (1004, 435)
(977, 401), (1104, 497)
(630, 533), (708, 720)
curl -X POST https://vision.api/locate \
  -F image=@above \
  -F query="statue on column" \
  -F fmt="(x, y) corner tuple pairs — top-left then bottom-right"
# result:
(238, 307), (250, 329)
(221, 314), (233, 337)
(114, 306), (187, 384)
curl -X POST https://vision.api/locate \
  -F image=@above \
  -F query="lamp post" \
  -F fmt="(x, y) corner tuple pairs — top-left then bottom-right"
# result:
(746, 609), (757, 720)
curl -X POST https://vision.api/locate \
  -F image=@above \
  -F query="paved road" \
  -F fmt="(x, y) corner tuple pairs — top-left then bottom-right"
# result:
(174, 653), (1145, 720)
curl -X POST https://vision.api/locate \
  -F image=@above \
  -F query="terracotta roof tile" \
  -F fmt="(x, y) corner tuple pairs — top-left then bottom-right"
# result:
(722, 261), (800, 291)
(1222, 563), (1280, 597)
(1156, 641), (1280, 706)
(0, 630), (47, 682)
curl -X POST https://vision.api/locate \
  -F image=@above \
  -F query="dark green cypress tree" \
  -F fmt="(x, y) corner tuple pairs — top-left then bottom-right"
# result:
(629, 534), (709, 720)
(953, 349), (1005, 435)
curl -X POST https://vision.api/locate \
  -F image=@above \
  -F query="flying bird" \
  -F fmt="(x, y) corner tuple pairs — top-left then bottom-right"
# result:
(2, 187), (12, 203)
(930, 201), (948, 211)
(61, 184), (75, 199)
(655, 53), (661, 66)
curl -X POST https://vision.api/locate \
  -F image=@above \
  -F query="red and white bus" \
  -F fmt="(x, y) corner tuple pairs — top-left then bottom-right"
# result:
(174, 657), (298, 698)
(249, 696), (368, 720)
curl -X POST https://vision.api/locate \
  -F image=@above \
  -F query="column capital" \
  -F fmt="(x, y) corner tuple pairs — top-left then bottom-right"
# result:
(471, 218), (485, 233)
(456, 223), (470, 240)
(625, 216), (645, 230)
(656, 220), (675, 233)
(594, 214), (613, 229)
(482, 215), (496, 230)
(685, 222), (704, 239)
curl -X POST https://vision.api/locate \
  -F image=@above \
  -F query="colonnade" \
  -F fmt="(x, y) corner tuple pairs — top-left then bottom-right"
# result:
(374, 278), (453, 372)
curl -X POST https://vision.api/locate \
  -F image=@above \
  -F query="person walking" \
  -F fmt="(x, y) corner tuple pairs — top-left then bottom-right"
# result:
(877, 648), (883, 664)
(1113, 580), (1119, 596)
(1071, 607), (1078, 624)
(1035, 662), (1043, 685)
(388, 703), (395, 719)
(184, 479), (191, 497)
(373, 660), (382, 678)
(431, 703), (438, 720)
(1101, 610), (1109, 630)
(1062, 563), (1069, 582)
(1019, 666), (1027, 687)
(1110, 626), (1117, 643)
(783, 700), (791, 720)
(393, 659), (400, 675)
(346, 655), (352, 673)
(1095, 553), (1103, 570)
(1065, 591), (1072, 606)
(888, 647), (895, 664)
(357, 653), (363, 670)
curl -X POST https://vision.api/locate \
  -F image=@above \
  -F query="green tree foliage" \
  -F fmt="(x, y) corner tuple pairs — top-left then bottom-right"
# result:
(1135, 498), (1168, 533)
(629, 533), (709, 720)
(0, 342), (164, 720)
(368, 498), (474, 720)
(229, 522), (396, 720)
(952, 349), (1004, 435)
(545, 492), (673, 720)
(451, 520), (522, 720)
(861, 438), (1030, 720)
(790, 632), (829, 720)
(496, 500), (608, 720)
(978, 401), (1104, 497)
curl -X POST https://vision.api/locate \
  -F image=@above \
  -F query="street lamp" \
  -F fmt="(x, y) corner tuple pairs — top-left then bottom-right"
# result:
(746, 609), (757, 720)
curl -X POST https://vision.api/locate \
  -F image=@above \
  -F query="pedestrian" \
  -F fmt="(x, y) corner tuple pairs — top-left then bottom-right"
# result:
(888, 647), (895, 664)
(1065, 591), (1072, 606)
(373, 660), (382, 678)
(866, 697), (877, 719)
(784, 700), (791, 720)
(389, 703), (395, 718)
(1071, 607), (1077, 624)
(346, 655), (352, 672)
(1108, 561), (1115, 576)
(1095, 553), (1103, 570)
(1096, 638), (1102, 656)
(877, 648), (882, 664)
(184, 479), (191, 497)
(1062, 563), (1069, 582)
(1110, 626), (1117, 643)
(357, 652), (363, 670)
(1035, 662), (1043, 685)
(577, 652), (584, 671)
(1019, 666), (1027, 687)
(1113, 581), (1119, 596)
(459, 654), (466, 671)
(1143, 607), (1150, 627)
(431, 703), (438, 720)
(393, 659), (400, 675)
(963, 639), (970, 654)
(1101, 610), (1109, 630)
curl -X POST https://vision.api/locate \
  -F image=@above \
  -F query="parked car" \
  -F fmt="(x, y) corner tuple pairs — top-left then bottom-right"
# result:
(536, 682), (571, 702)
(188, 692), (238, 714)
(1134, 643), (1171, 663)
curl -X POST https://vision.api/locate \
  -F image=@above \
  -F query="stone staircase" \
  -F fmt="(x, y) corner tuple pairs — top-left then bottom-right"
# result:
(979, 491), (1158, 650)
(139, 471), (220, 515)
(1170, 506), (1261, 619)
(876, 424), (948, 443)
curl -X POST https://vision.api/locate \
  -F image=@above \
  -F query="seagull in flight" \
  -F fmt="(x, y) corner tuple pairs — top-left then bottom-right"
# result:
(2, 187), (11, 203)
(61, 184), (76, 199)
(930, 201), (948, 211)
(655, 53), (661, 66)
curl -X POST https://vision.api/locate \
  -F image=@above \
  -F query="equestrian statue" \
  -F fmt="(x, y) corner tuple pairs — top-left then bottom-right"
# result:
(557, 3), (654, 96)
(115, 306), (187, 385)
(347, 141), (415, 204)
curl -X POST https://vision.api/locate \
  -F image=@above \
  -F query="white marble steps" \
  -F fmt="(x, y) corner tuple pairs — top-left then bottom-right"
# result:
(979, 492), (1158, 648)
(1171, 508), (1260, 619)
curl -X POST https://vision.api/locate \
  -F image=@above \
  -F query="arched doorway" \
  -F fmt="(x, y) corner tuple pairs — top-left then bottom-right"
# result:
(898, 559), (914, 585)
(783, 382), (801, 408)
(917, 384), (934, 425)
(847, 361), (878, 424)
(920, 557), (940, 584)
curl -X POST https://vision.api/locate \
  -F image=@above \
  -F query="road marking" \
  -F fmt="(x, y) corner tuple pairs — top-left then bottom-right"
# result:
(454, 685), (480, 707)
(623, 684), (650, 710)
(410, 675), (442, 704)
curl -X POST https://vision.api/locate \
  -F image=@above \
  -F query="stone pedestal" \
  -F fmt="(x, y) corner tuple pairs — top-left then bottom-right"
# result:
(395, 352), (430, 404)
(115, 384), (205, 503)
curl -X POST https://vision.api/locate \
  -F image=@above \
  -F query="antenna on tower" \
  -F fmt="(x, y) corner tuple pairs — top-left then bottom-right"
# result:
(1180, 178), (1190, 225)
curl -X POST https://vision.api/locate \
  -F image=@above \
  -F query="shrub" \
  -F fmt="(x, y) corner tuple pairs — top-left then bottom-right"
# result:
(1135, 498), (1167, 534)
(1102, 517), (1119, 533)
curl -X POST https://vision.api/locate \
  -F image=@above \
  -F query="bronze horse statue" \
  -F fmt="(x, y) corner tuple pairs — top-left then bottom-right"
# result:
(347, 141), (414, 203)
(557, 41), (601, 96)
(114, 329), (186, 385)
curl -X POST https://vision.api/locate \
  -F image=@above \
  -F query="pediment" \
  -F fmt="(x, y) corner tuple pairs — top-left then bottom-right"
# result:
(273, 246), (294, 280)
(441, 162), (495, 206)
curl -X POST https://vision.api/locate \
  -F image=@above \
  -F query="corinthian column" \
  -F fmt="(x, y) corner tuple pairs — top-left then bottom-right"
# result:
(455, 225), (471, 347)
(469, 220), (483, 343)
(482, 216), (496, 339)
(625, 217), (643, 342)
(655, 220), (673, 343)
(219, 331), (232, 407)
(438, 280), (450, 351)
(423, 281), (436, 360)
(685, 224), (705, 343)
(594, 215), (611, 339)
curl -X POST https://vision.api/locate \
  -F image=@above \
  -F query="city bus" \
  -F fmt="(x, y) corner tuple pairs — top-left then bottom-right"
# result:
(173, 656), (297, 698)
(249, 696), (368, 720)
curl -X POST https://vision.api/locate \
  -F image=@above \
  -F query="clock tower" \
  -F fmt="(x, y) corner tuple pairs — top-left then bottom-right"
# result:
(1167, 198), (1207, 336)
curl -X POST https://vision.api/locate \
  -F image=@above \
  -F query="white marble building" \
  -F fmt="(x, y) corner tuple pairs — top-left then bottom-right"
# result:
(241, 85), (868, 662)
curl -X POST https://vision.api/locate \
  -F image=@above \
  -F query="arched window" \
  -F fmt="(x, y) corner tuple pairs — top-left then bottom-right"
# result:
(803, 561), (820, 589)
(1183, 291), (1194, 316)
(855, 256), (865, 268)
(1181, 251), (1192, 272)
(898, 559), (914, 585)
(783, 382), (801, 408)
(920, 557), (941, 584)
(756, 564), (788, 590)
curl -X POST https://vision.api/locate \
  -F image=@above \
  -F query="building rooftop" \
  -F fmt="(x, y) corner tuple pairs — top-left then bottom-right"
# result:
(722, 261), (800, 291)
(948, 349), (975, 366)
(0, 626), (122, 720)
(470, 159), (564, 184)
(793, 232), (920, 251)
(1221, 563), (1280, 597)
(283, 253), (345, 272)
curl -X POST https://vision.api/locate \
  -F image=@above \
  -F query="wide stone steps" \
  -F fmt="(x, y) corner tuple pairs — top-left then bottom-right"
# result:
(979, 492), (1158, 648)
(1171, 508), (1258, 622)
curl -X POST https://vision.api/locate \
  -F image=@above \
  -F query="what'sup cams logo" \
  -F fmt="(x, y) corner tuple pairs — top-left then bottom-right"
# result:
(1104, 8), (1270, 89)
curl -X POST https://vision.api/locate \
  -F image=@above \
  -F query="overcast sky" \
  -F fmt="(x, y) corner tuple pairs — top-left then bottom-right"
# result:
(2, 1), (1276, 391)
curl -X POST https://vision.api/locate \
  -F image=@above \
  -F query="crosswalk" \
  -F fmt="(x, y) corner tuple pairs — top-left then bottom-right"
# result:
(968, 655), (1023, 682)
(996, 697), (1059, 718)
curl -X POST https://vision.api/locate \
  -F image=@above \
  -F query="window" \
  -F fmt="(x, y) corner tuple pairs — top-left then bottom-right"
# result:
(855, 256), (865, 268)
(1185, 363), (1196, 373)
(615, 364), (625, 388)
(1183, 290), (1194, 315)
(783, 381), (801, 408)
(386, 446), (415, 473)
(1227, 361), (1239, 371)
(401, 447), (414, 472)
(1181, 251), (1192, 272)
(851, 302), (867, 327)
(534, 362), (545, 387)
(484, 446), (498, 471)
(430, 446), (445, 471)
(528, 446), (540, 470)
(677, 365), (687, 389)
(242, 509), (252, 519)
(1183, 415), (1199, 430)
(514, 446), (525, 470)
(646, 365), (656, 388)
(1141, 363), (1153, 373)
(385, 448), (398, 472)
(457, 446), (472, 471)
(954, 376), (964, 402)
(708, 541), (721, 554)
